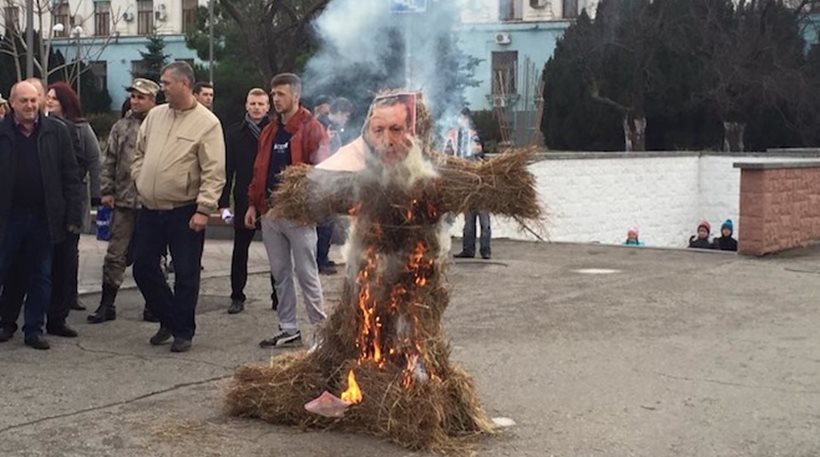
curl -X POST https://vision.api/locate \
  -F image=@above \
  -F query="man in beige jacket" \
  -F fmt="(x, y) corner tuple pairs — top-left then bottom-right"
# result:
(131, 62), (225, 353)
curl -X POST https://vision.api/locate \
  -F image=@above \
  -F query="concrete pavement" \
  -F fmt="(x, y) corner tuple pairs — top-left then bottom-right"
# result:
(1, 237), (820, 456)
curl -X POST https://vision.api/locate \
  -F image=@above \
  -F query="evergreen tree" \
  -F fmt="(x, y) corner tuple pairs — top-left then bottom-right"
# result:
(134, 30), (170, 83)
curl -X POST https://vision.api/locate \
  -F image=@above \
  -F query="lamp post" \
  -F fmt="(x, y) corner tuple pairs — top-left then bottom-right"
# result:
(72, 25), (83, 100)
(25, 0), (33, 78)
(208, 0), (214, 85)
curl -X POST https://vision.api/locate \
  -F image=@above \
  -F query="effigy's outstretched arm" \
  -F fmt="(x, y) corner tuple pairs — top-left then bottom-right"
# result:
(434, 148), (543, 222)
(267, 164), (360, 224)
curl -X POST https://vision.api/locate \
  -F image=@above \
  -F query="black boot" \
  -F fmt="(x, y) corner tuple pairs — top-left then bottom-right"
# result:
(88, 284), (117, 324)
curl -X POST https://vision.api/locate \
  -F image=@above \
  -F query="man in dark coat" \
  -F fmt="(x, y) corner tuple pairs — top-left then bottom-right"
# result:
(219, 88), (278, 314)
(0, 81), (84, 349)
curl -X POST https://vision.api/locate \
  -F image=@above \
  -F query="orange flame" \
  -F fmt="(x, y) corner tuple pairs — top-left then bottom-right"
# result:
(340, 370), (362, 405)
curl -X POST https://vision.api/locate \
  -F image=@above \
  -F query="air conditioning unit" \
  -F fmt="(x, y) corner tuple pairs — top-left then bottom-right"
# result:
(530, 0), (550, 8)
(495, 32), (511, 45)
(122, 12), (134, 23)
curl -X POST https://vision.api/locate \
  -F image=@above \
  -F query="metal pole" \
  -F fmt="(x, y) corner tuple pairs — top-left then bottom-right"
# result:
(208, 0), (214, 85)
(76, 36), (81, 100)
(25, 0), (34, 77)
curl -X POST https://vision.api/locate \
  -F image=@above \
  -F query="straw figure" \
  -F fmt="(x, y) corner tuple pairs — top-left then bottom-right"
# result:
(225, 91), (543, 453)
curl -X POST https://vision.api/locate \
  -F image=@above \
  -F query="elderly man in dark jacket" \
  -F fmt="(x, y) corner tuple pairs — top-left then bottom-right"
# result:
(0, 81), (84, 350)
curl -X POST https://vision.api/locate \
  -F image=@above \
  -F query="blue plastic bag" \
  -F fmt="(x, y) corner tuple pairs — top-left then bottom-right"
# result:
(96, 206), (112, 241)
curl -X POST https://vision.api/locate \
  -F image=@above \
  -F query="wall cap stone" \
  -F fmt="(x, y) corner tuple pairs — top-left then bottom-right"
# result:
(733, 161), (820, 170)
(489, 150), (820, 163)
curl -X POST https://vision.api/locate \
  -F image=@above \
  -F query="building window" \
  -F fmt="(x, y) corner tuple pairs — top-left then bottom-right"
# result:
(182, 0), (198, 33)
(491, 51), (518, 97)
(52, 2), (70, 37)
(94, 1), (111, 36)
(3, 6), (20, 33)
(89, 61), (107, 92)
(131, 59), (150, 78)
(499, 0), (523, 21)
(137, 0), (153, 35)
(563, 0), (578, 18)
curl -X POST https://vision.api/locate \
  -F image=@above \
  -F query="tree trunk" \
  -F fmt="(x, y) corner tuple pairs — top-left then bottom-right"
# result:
(623, 115), (647, 152)
(722, 122), (746, 152)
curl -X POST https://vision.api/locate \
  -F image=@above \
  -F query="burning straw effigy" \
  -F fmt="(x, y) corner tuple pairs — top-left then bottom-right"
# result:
(225, 94), (544, 454)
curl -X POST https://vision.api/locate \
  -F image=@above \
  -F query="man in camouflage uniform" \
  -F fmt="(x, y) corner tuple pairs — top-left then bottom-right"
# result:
(88, 79), (158, 324)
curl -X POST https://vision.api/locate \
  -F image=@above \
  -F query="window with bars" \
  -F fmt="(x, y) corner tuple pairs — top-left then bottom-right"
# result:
(94, 1), (111, 36)
(3, 6), (20, 33)
(182, 0), (198, 33)
(563, 0), (578, 18)
(89, 61), (108, 92)
(52, 2), (70, 37)
(137, 0), (153, 35)
(491, 51), (518, 96)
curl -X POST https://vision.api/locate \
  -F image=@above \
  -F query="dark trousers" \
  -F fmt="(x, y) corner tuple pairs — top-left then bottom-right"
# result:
(133, 205), (204, 340)
(48, 233), (79, 326)
(0, 233), (77, 330)
(316, 219), (334, 267)
(462, 210), (491, 257)
(0, 210), (53, 338)
(230, 225), (276, 303)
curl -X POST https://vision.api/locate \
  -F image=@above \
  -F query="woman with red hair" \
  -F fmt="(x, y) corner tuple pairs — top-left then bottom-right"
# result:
(41, 81), (102, 335)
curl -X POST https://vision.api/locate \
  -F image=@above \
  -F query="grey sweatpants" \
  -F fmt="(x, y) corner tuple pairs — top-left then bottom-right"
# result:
(261, 218), (326, 331)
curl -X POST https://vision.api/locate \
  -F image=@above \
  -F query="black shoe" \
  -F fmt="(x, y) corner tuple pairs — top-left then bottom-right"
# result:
(87, 306), (116, 324)
(143, 307), (160, 323)
(25, 334), (50, 350)
(46, 323), (78, 338)
(89, 283), (118, 324)
(481, 253), (491, 260)
(259, 330), (302, 348)
(69, 300), (87, 311)
(327, 260), (337, 267)
(227, 299), (245, 314)
(454, 252), (475, 259)
(150, 327), (173, 346)
(170, 338), (192, 353)
(318, 264), (338, 275)
(0, 326), (14, 342)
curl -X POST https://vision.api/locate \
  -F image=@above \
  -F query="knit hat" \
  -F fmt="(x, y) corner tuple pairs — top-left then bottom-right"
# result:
(627, 226), (639, 238)
(697, 220), (711, 234)
(721, 219), (733, 232)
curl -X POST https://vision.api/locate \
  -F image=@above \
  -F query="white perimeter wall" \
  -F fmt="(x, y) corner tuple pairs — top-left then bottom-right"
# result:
(450, 153), (814, 248)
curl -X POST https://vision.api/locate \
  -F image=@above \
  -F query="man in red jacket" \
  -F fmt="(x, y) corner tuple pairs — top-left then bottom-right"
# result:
(245, 73), (328, 350)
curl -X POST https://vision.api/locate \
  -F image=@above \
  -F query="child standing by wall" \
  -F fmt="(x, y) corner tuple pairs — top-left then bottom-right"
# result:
(713, 219), (738, 251)
(624, 227), (645, 246)
(688, 220), (714, 249)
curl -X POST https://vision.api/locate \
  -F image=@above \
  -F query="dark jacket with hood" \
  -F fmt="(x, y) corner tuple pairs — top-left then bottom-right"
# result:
(688, 236), (714, 249)
(0, 113), (84, 244)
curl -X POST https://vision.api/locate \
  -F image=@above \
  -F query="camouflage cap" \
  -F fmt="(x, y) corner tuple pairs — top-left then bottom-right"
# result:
(127, 78), (159, 97)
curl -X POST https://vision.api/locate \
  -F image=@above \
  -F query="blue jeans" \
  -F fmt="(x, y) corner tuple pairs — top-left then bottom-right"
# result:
(0, 210), (53, 338)
(462, 211), (491, 257)
(133, 205), (204, 340)
(316, 219), (334, 267)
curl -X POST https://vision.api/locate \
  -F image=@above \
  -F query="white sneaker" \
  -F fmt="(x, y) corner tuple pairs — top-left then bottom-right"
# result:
(259, 330), (302, 348)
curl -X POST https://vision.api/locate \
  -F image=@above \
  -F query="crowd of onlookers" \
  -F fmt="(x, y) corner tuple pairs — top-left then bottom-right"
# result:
(0, 63), (493, 352)
(623, 219), (738, 251)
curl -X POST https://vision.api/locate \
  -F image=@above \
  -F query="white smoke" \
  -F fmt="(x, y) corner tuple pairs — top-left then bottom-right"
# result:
(304, 0), (477, 139)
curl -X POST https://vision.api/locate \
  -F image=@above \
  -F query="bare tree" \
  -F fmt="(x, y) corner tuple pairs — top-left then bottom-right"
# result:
(0, 0), (122, 84)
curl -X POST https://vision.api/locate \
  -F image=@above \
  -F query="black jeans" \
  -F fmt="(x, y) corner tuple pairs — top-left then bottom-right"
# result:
(0, 232), (78, 329)
(316, 219), (334, 267)
(48, 233), (80, 326)
(0, 210), (53, 338)
(230, 225), (276, 303)
(133, 205), (204, 340)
